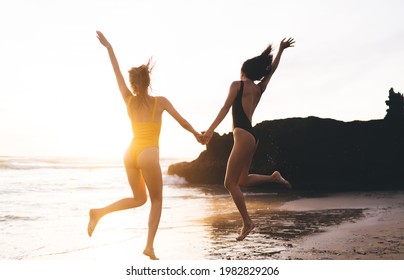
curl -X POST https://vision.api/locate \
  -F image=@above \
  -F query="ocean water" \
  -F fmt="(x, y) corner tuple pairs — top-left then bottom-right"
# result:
(0, 156), (218, 259)
(2, 156), (391, 260)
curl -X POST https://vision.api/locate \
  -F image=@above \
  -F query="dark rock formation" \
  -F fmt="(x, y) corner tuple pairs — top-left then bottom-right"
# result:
(385, 88), (404, 121)
(168, 117), (404, 191)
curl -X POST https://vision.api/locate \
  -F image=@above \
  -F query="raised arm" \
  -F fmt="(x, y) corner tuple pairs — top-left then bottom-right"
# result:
(203, 81), (239, 144)
(96, 31), (132, 104)
(258, 37), (295, 93)
(161, 97), (202, 142)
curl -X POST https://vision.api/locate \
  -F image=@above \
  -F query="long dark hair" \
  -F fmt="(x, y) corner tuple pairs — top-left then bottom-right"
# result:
(241, 45), (273, 81)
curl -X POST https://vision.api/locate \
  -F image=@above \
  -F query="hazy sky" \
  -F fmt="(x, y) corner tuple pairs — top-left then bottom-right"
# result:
(1, 0), (403, 158)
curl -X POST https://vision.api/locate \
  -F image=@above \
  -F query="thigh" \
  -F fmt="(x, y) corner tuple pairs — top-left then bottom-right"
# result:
(137, 148), (163, 201)
(225, 129), (256, 186)
(124, 149), (147, 199)
(238, 140), (259, 185)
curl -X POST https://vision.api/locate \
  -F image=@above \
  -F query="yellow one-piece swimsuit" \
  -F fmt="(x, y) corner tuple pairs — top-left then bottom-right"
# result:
(128, 96), (162, 164)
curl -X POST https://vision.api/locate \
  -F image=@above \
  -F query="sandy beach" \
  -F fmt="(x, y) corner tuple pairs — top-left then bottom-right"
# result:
(200, 190), (404, 260)
(274, 191), (404, 260)
(2, 157), (402, 261)
(31, 189), (404, 260)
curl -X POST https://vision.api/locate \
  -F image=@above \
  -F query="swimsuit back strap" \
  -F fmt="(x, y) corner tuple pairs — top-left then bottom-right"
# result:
(151, 96), (157, 122)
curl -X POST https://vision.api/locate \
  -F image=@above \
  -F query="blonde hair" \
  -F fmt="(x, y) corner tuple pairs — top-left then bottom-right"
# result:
(128, 58), (154, 107)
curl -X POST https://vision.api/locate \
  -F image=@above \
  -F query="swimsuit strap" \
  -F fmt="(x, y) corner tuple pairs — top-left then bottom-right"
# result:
(151, 96), (157, 122)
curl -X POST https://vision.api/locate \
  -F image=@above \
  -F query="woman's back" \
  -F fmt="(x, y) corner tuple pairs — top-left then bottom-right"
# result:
(127, 96), (162, 161)
(127, 95), (163, 123)
(238, 81), (262, 122)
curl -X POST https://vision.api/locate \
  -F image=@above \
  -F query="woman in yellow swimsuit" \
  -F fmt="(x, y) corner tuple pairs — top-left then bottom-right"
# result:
(88, 31), (202, 260)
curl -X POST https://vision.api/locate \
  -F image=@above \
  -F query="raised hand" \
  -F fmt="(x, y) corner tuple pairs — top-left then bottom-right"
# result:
(280, 37), (295, 50)
(96, 31), (112, 49)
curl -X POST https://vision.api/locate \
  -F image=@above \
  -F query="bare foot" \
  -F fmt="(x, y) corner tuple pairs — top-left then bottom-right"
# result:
(143, 248), (159, 260)
(272, 171), (292, 189)
(87, 209), (101, 237)
(236, 223), (255, 241)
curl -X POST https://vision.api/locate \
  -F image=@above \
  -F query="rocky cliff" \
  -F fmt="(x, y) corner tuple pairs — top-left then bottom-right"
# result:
(168, 117), (404, 191)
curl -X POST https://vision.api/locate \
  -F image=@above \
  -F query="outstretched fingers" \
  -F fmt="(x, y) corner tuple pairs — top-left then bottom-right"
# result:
(96, 31), (112, 48)
(287, 37), (295, 47)
(281, 37), (295, 48)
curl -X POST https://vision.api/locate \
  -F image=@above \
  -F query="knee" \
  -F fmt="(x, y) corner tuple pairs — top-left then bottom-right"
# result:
(150, 197), (162, 209)
(238, 177), (248, 188)
(224, 177), (237, 191)
(148, 190), (162, 206)
(136, 194), (148, 206)
(150, 193), (162, 204)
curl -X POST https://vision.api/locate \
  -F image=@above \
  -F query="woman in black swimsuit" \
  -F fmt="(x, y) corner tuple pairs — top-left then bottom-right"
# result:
(203, 37), (295, 241)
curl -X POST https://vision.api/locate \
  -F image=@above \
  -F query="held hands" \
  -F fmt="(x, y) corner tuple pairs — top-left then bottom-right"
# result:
(96, 31), (112, 49)
(195, 130), (213, 145)
(193, 131), (213, 145)
(193, 130), (213, 145)
(280, 37), (295, 50)
(194, 132), (204, 144)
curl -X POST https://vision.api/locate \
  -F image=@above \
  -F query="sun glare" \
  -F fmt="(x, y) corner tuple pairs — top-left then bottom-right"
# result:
(0, 0), (403, 158)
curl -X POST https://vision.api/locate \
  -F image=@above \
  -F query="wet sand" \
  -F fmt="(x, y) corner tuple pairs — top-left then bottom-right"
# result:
(274, 192), (404, 260)
(205, 191), (404, 260)
(31, 190), (404, 260)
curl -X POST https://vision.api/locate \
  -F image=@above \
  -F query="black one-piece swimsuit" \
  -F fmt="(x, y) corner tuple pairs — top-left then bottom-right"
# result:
(231, 81), (259, 143)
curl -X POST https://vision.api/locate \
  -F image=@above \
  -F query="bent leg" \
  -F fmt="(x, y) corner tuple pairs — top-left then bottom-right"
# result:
(87, 149), (147, 237)
(225, 129), (256, 241)
(238, 142), (291, 189)
(137, 147), (162, 260)
(239, 172), (291, 189)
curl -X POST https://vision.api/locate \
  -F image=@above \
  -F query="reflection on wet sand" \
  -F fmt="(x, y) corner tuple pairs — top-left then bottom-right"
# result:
(201, 193), (365, 260)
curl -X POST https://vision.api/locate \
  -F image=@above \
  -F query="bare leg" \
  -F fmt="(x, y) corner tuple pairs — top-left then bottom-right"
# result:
(87, 150), (147, 237)
(137, 148), (162, 260)
(225, 129), (256, 241)
(239, 172), (291, 189)
(238, 142), (291, 189)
